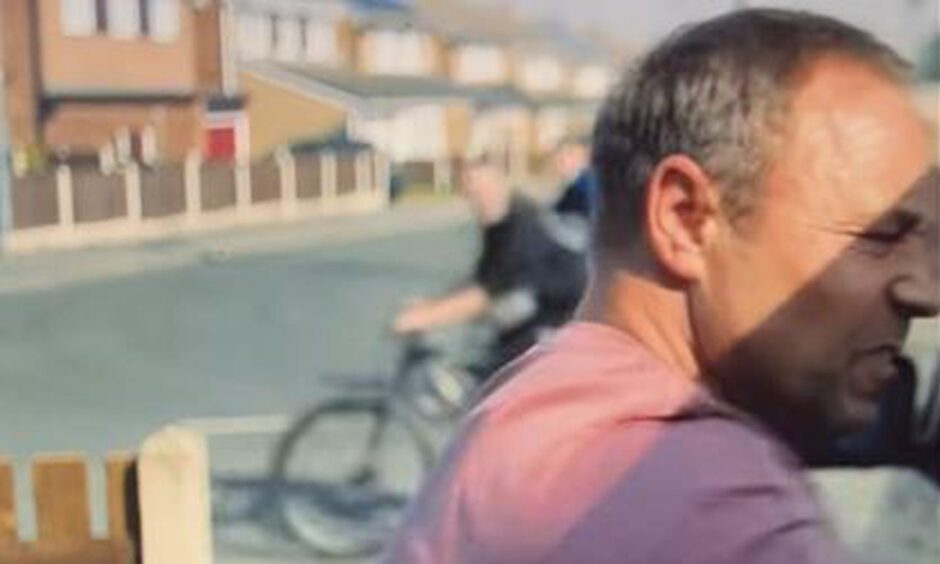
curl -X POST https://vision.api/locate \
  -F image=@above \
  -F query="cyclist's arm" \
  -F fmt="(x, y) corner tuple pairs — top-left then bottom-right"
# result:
(393, 286), (490, 334)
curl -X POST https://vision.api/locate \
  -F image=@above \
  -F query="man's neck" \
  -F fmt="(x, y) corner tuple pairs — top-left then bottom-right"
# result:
(578, 265), (701, 380)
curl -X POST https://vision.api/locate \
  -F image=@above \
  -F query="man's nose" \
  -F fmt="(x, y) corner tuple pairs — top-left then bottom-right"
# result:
(891, 260), (940, 318)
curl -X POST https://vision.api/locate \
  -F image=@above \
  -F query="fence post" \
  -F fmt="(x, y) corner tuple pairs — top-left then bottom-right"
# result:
(355, 151), (368, 196)
(276, 147), (296, 216)
(320, 151), (337, 203)
(125, 164), (142, 224)
(235, 158), (251, 216)
(56, 165), (74, 232)
(433, 158), (451, 194)
(375, 152), (390, 204)
(184, 152), (202, 225)
(138, 426), (212, 564)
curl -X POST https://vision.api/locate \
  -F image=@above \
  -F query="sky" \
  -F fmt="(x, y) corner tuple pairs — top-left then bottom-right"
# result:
(473, 0), (939, 62)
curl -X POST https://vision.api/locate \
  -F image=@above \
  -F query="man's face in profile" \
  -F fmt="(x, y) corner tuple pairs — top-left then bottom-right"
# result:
(699, 57), (939, 443)
(460, 161), (509, 220)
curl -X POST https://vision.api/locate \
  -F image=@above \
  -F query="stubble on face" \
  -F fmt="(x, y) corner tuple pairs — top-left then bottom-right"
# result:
(696, 55), (937, 448)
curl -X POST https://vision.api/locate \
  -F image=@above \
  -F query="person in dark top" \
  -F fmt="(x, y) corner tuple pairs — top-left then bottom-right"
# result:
(551, 137), (598, 222)
(553, 167), (598, 219)
(392, 157), (585, 374)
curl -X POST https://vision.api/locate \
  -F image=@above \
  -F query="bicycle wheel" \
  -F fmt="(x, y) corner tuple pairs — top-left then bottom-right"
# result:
(271, 395), (435, 558)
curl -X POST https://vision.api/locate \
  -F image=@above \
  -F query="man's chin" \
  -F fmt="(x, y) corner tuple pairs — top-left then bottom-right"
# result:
(830, 396), (882, 436)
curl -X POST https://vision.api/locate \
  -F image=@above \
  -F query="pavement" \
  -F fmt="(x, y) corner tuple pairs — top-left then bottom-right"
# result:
(0, 198), (472, 295)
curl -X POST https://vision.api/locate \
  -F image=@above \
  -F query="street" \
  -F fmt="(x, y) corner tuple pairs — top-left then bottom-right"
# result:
(0, 202), (476, 561)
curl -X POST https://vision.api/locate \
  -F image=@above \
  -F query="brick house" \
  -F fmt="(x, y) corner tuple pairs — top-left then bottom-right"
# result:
(1, 0), (247, 173)
(235, 0), (470, 178)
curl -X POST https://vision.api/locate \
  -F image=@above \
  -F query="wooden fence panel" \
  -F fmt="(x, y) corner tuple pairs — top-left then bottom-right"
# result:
(294, 153), (322, 200)
(32, 456), (91, 544)
(10, 174), (59, 229)
(106, 456), (133, 544)
(0, 460), (16, 543)
(140, 166), (186, 219)
(71, 168), (127, 224)
(399, 161), (435, 189)
(250, 158), (281, 203)
(0, 539), (122, 564)
(200, 165), (237, 212)
(0, 455), (137, 564)
(336, 153), (357, 196)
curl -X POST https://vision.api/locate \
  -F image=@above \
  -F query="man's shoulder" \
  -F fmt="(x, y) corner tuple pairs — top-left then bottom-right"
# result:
(542, 415), (840, 564)
(388, 325), (839, 563)
(472, 325), (819, 534)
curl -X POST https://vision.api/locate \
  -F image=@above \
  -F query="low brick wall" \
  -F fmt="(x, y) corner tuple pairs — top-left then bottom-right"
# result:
(140, 165), (186, 219)
(295, 153), (322, 200)
(11, 173), (59, 229)
(200, 164), (237, 211)
(250, 158), (280, 203)
(72, 166), (127, 224)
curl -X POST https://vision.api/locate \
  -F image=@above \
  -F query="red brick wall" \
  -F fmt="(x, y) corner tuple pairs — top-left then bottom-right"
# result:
(36, 0), (196, 94)
(43, 100), (200, 161)
(193, 1), (224, 95)
(2, 0), (42, 148)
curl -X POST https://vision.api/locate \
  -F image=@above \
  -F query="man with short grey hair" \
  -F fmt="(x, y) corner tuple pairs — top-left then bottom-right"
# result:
(384, 9), (938, 563)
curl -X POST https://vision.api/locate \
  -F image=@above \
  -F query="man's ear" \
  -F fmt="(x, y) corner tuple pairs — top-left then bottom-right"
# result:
(644, 155), (721, 282)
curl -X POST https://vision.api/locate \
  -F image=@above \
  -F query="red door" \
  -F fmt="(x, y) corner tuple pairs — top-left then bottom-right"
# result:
(205, 126), (236, 161)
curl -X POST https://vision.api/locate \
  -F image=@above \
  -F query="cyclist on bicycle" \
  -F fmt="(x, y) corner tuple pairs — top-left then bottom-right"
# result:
(392, 155), (587, 377)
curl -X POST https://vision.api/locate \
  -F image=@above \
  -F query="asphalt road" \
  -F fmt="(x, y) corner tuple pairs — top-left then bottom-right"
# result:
(0, 204), (476, 561)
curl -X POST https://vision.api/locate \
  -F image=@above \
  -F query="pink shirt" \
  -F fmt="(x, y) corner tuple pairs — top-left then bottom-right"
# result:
(383, 322), (850, 564)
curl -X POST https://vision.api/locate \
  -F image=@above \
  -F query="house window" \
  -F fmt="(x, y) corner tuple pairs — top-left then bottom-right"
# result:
(455, 45), (506, 84)
(60, 0), (98, 36)
(394, 105), (444, 160)
(370, 31), (399, 74)
(107, 0), (141, 38)
(148, 0), (180, 42)
(236, 13), (271, 60)
(574, 65), (612, 99)
(521, 56), (563, 93)
(400, 33), (427, 75)
(368, 30), (429, 75)
(274, 17), (303, 61)
(270, 14), (279, 54)
(304, 20), (338, 65)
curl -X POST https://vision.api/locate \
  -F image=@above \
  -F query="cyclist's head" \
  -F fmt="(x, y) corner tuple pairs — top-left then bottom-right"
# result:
(460, 155), (512, 225)
(552, 135), (591, 182)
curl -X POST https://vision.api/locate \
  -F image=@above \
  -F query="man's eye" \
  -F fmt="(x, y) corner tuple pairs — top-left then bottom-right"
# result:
(859, 230), (905, 244)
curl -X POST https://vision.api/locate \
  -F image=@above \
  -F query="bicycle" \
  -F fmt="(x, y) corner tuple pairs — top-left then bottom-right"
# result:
(269, 332), (481, 558)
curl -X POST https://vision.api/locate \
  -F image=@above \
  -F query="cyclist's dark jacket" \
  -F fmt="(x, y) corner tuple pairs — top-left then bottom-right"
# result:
(472, 195), (586, 369)
(553, 168), (598, 220)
